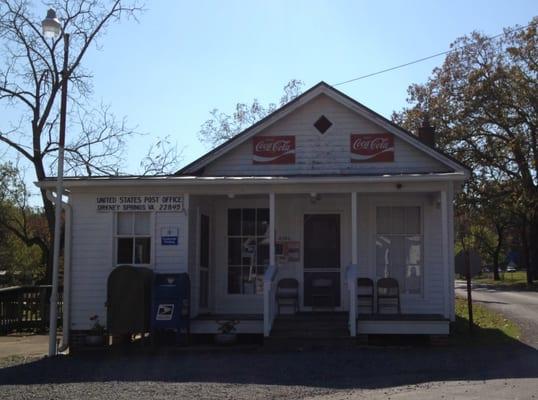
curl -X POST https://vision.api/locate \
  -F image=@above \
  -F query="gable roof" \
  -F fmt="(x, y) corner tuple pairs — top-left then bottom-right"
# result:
(177, 81), (470, 177)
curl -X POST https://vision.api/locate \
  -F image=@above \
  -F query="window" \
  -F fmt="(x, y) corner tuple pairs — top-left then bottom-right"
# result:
(227, 208), (269, 295)
(116, 212), (151, 265)
(376, 206), (423, 295)
(313, 115), (332, 134)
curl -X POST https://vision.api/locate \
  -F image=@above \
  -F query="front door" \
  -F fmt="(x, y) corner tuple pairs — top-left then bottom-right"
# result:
(303, 214), (341, 308)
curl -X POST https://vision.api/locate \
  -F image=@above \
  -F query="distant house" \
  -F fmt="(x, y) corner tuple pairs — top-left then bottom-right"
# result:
(37, 82), (469, 344)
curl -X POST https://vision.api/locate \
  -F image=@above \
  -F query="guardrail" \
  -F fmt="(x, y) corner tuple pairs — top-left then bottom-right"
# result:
(0, 285), (63, 335)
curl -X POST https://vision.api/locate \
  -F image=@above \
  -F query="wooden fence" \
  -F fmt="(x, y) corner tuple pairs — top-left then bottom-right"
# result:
(0, 285), (63, 335)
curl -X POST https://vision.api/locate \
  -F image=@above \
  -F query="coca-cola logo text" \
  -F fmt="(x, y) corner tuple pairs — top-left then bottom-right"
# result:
(350, 133), (394, 162)
(253, 136), (295, 164)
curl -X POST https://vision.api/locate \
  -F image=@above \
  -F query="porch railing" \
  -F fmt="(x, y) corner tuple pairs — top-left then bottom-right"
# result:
(0, 285), (63, 335)
(346, 264), (358, 336)
(263, 265), (278, 337)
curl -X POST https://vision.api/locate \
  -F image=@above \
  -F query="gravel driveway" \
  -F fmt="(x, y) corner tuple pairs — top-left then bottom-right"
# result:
(1, 343), (537, 399)
(455, 280), (538, 348)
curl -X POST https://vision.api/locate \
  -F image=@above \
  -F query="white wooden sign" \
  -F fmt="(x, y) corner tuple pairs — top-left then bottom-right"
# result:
(96, 195), (184, 212)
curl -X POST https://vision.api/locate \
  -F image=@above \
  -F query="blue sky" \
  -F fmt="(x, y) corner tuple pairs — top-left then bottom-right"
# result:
(3, 0), (537, 203)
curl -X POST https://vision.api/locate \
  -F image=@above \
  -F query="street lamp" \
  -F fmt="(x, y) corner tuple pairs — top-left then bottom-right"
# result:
(42, 8), (70, 357)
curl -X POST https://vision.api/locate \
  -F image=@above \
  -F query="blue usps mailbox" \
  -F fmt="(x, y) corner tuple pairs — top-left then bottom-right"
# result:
(151, 273), (190, 344)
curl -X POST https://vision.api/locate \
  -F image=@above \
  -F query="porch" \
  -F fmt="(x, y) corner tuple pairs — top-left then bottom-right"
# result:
(186, 180), (455, 338)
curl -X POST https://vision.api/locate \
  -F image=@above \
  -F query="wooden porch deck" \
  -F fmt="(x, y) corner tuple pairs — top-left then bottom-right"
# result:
(357, 313), (450, 335)
(358, 313), (448, 321)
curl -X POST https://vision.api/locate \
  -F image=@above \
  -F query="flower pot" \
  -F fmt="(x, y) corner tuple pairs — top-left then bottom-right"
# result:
(85, 334), (105, 346)
(215, 333), (237, 345)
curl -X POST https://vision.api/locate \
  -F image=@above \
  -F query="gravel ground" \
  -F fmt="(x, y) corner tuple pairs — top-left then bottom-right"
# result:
(1, 343), (537, 399)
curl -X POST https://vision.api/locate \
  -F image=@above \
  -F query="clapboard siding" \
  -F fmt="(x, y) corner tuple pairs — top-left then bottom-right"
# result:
(69, 190), (187, 330)
(210, 192), (446, 316)
(203, 94), (451, 176)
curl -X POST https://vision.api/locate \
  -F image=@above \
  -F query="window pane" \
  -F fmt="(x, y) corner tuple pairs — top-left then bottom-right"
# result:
(391, 207), (405, 234)
(256, 239), (269, 266)
(242, 237), (256, 265)
(242, 209), (256, 236)
(405, 207), (421, 234)
(117, 238), (133, 264)
(255, 266), (266, 294)
(256, 209), (269, 236)
(405, 236), (422, 294)
(228, 267), (241, 294)
(242, 266), (256, 295)
(376, 207), (391, 233)
(228, 209), (241, 236)
(389, 236), (405, 284)
(228, 238), (242, 265)
(134, 213), (151, 235)
(134, 237), (151, 264)
(117, 213), (133, 235)
(376, 235), (391, 278)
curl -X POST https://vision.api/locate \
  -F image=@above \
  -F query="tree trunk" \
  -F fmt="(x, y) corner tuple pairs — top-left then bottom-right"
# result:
(34, 150), (55, 285)
(492, 224), (504, 281)
(520, 221), (532, 285)
(528, 214), (538, 283)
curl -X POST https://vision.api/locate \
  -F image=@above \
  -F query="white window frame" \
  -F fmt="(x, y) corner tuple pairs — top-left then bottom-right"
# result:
(226, 207), (270, 296)
(114, 212), (153, 267)
(374, 204), (424, 297)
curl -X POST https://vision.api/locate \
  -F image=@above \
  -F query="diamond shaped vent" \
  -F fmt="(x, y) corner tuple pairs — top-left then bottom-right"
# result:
(313, 115), (332, 134)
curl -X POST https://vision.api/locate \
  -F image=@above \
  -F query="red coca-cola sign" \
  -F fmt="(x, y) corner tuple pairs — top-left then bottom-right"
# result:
(253, 136), (295, 164)
(350, 133), (394, 162)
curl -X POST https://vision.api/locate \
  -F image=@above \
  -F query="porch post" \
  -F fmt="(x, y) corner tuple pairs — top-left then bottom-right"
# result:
(440, 190), (450, 319)
(269, 192), (275, 266)
(351, 192), (358, 265)
(263, 192), (277, 337)
(349, 192), (358, 337)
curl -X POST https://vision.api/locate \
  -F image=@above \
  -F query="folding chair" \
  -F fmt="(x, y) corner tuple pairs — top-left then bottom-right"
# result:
(377, 278), (401, 314)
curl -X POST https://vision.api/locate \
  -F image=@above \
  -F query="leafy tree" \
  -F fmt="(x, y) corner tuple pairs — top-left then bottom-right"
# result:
(199, 79), (304, 147)
(0, 162), (47, 285)
(0, 1), (180, 282)
(393, 18), (537, 283)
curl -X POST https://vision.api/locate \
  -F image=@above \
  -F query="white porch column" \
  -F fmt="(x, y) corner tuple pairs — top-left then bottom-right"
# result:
(440, 190), (450, 319)
(447, 183), (456, 321)
(269, 192), (275, 266)
(351, 192), (358, 265)
(349, 192), (358, 337)
(264, 192), (277, 337)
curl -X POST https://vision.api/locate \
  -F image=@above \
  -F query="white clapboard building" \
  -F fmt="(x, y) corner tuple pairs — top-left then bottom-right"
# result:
(37, 82), (469, 344)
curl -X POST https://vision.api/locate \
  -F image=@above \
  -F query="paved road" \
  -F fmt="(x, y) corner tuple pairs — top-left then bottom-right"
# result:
(455, 280), (538, 348)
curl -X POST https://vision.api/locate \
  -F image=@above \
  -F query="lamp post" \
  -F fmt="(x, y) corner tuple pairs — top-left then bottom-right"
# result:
(42, 8), (69, 357)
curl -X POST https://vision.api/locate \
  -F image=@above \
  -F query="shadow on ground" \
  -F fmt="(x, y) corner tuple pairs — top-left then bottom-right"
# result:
(0, 330), (537, 390)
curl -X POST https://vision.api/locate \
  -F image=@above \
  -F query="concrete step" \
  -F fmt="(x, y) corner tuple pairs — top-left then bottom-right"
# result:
(264, 337), (356, 351)
(270, 312), (350, 339)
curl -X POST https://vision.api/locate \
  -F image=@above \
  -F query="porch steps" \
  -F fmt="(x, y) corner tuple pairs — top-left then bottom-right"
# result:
(266, 312), (353, 348)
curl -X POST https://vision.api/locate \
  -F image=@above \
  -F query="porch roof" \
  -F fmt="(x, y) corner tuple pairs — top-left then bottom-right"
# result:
(36, 171), (466, 190)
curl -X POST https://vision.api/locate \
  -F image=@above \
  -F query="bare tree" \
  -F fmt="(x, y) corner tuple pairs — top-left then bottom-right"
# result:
(199, 79), (304, 148)
(0, 0), (150, 282)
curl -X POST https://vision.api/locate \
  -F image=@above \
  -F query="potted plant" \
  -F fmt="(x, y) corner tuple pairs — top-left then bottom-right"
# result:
(215, 320), (239, 345)
(85, 315), (106, 346)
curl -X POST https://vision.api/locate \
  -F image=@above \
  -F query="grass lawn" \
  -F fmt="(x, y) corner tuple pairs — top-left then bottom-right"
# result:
(471, 271), (538, 291)
(450, 297), (521, 346)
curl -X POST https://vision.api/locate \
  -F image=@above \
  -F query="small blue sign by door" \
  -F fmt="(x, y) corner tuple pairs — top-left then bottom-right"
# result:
(161, 236), (178, 245)
(161, 226), (179, 246)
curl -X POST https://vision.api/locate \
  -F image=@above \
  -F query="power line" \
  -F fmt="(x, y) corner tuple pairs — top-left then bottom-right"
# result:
(333, 22), (536, 86)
